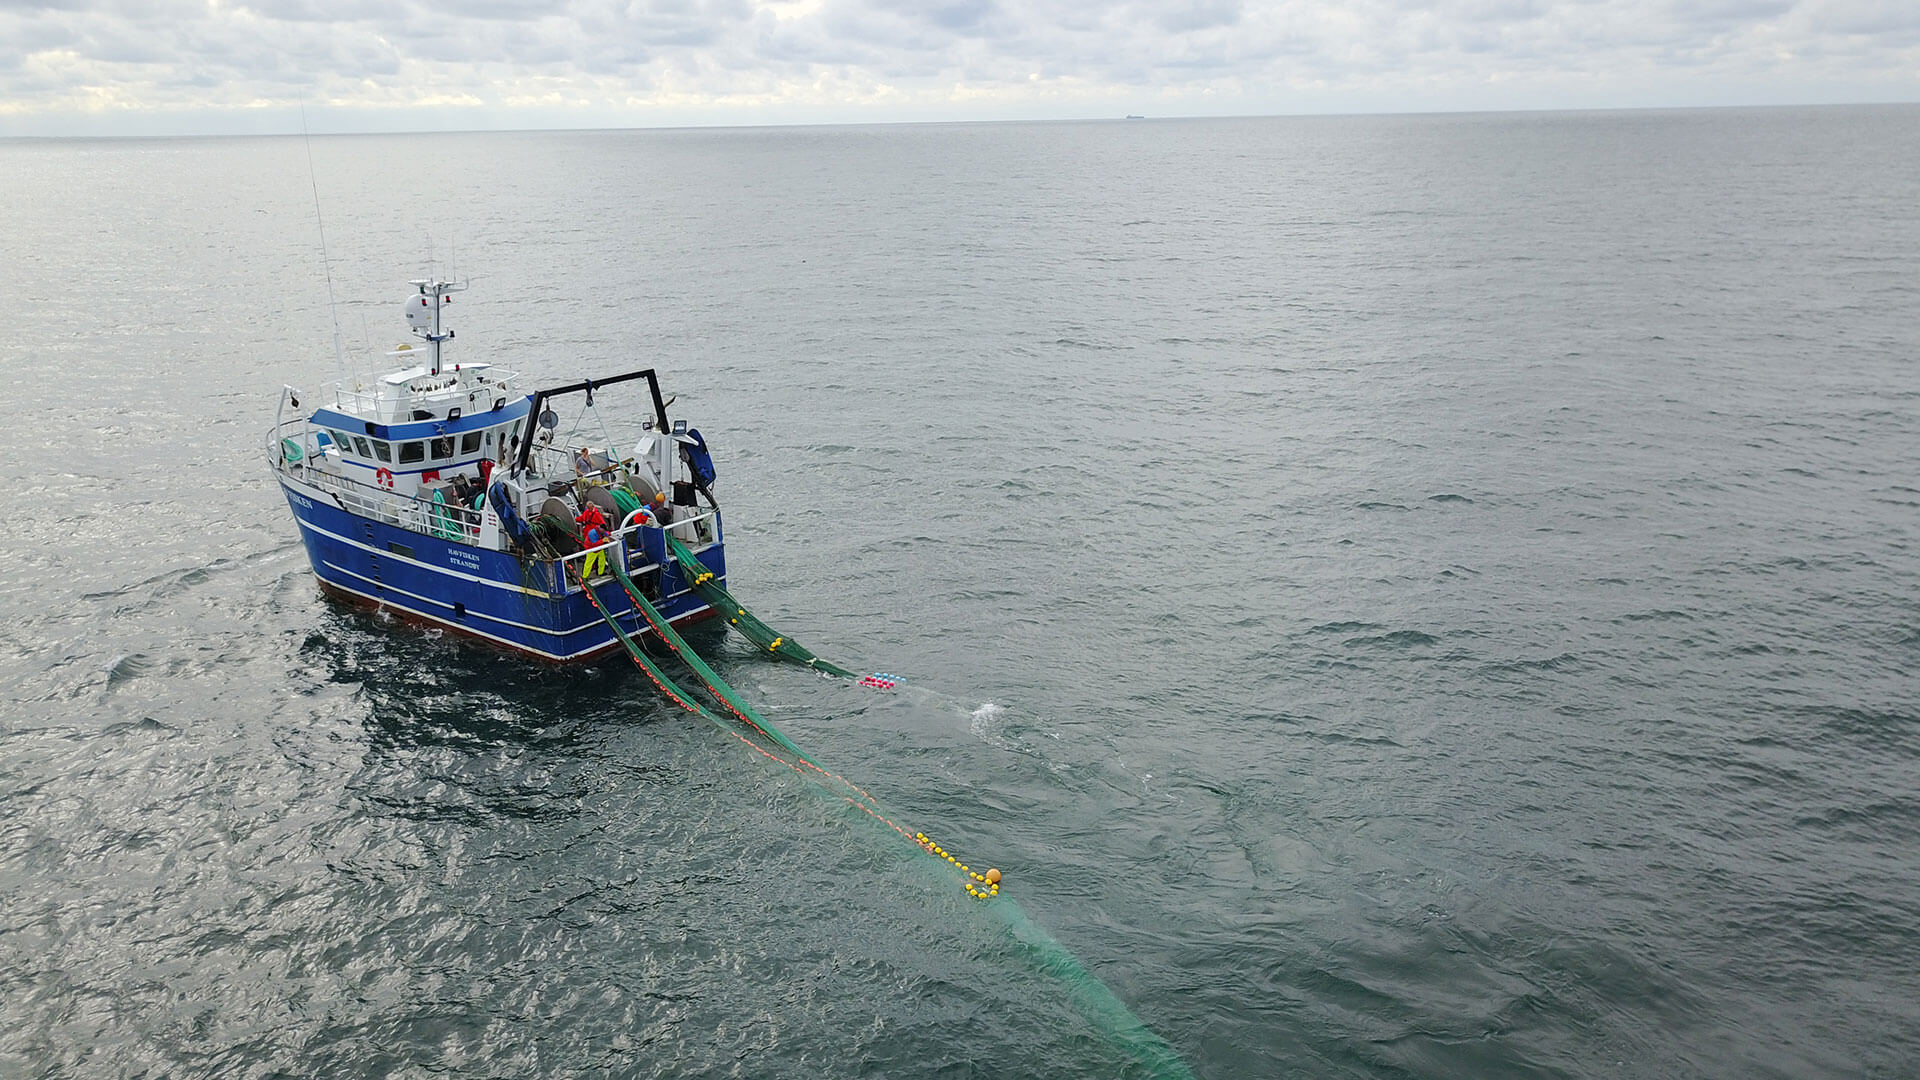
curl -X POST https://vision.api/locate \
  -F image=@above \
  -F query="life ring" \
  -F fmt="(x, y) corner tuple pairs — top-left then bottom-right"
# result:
(375, 467), (395, 489)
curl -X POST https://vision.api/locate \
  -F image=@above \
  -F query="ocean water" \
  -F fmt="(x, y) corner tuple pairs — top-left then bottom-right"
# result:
(2, 106), (1918, 1078)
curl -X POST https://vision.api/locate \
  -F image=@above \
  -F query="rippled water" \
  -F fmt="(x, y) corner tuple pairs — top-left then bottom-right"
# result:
(3, 106), (1919, 1078)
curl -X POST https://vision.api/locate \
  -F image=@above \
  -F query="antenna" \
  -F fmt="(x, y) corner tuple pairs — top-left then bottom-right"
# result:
(300, 103), (346, 383)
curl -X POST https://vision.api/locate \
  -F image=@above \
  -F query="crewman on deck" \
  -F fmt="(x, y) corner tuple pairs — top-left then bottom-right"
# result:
(575, 503), (610, 579)
(581, 524), (608, 578)
(575, 501), (607, 536)
(650, 490), (675, 526)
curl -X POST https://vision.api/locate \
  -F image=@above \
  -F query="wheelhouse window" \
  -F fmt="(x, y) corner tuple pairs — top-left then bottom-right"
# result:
(371, 440), (392, 463)
(399, 441), (425, 464)
(460, 432), (482, 455)
(353, 436), (372, 458)
(430, 437), (454, 460)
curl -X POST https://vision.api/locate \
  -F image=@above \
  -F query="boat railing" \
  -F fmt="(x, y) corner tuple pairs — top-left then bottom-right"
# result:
(266, 419), (329, 475)
(327, 385), (382, 416)
(322, 369), (522, 417)
(268, 419), (489, 543)
(525, 441), (628, 486)
(554, 508), (719, 595)
(271, 416), (721, 589)
(323, 469), (486, 541)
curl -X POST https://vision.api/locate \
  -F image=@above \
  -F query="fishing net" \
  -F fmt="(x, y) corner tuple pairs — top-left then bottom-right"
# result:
(665, 534), (857, 678)
(565, 540), (1194, 1079)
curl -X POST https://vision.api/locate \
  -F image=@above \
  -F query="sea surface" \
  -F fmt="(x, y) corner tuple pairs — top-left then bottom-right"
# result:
(2, 106), (1917, 1079)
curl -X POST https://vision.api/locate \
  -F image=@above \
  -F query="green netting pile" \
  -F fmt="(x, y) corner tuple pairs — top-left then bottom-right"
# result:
(609, 486), (643, 518)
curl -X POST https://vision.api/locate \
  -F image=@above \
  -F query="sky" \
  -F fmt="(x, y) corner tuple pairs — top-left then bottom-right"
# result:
(1, 0), (1917, 135)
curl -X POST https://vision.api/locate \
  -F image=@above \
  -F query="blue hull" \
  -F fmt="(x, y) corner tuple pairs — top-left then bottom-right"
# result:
(279, 480), (725, 662)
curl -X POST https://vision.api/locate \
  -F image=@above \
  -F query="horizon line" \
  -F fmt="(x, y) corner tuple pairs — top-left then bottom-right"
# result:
(4, 98), (1917, 142)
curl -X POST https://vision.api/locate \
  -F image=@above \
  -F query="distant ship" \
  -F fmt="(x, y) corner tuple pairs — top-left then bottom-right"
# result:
(268, 277), (727, 662)
(1125, 115), (1146, 120)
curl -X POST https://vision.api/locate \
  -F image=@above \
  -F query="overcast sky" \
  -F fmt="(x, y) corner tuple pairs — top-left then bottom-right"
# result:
(2, 0), (1916, 135)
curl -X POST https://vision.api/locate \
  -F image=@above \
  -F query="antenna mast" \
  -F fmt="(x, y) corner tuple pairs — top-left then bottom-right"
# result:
(299, 104), (346, 382)
(405, 278), (465, 376)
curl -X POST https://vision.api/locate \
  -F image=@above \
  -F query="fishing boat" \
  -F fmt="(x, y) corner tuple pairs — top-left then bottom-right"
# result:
(266, 278), (727, 662)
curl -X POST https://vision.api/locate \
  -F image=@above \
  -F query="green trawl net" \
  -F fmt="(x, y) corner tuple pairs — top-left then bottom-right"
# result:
(569, 552), (1194, 1079)
(665, 533), (857, 678)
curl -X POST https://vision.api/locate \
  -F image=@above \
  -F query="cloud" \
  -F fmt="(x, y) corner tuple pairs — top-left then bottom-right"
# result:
(0, 0), (1915, 131)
